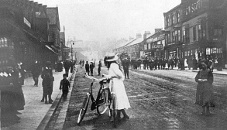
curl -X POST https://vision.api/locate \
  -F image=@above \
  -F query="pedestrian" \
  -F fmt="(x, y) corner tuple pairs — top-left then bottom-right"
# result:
(195, 62), (214, 115)
(85, 61), (90, 75)
(18, 61), (26, 85)
(98, 60), (102, 76)
(31, 60), (41, 87)
(90, 62), (94, 76)
(70, 60), (75, 73)
(64, 60), (71, 77)
(41, 61), (54, 104)
(59, 74), (70, 99)
(104, 53), (130, 122)
(122, 58), (130, 79)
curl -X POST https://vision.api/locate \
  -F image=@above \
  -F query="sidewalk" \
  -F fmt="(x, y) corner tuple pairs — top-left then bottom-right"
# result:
(135, 66), (227, 75)
(2, 70), (66, 130)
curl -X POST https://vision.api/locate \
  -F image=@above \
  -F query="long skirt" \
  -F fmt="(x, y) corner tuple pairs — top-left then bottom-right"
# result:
(195, 82), (214, 107)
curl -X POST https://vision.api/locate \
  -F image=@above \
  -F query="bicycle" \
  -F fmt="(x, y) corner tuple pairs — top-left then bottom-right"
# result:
(77, 73), (117, 127)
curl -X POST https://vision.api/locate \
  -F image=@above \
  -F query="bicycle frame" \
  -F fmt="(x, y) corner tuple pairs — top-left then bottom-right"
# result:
(89, 80), (108, 111)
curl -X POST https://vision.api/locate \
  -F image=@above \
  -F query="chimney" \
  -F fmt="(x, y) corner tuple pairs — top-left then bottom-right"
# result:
(143, 31), (151, 40)
(136, 33), (142, 39)
(155, 28), (162, 33)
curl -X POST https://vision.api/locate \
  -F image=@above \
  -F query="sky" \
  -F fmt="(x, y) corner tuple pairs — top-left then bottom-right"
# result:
(33, 0), (181, 42)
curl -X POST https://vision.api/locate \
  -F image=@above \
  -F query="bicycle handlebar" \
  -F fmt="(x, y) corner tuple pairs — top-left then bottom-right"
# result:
(84, 73), (117, 84)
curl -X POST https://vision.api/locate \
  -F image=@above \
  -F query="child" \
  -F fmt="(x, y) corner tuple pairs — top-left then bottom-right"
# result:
(59, 74), (70, 98)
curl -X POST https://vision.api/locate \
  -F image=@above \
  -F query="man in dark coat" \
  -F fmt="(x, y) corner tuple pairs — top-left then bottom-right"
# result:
(122, 58), (130, 79)
(85, 61), (90, 75)
(90, 62), (95, 76)
(31, 60), (41, 86)
(64, 60), (71, 76)
(98, 60), (102, 76)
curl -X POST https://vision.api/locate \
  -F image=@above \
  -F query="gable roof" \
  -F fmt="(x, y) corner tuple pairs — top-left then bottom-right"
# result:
(125, 37), (143, 47)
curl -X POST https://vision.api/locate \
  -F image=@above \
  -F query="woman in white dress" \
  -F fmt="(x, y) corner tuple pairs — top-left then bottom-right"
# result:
(105, 53), (131, 121)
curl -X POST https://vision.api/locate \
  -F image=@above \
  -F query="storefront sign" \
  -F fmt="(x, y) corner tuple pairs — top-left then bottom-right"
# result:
(152, 44), (163, 49)
(24, 17), (31, 28)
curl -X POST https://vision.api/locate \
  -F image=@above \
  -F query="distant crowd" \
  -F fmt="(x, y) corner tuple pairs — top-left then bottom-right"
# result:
(123, 56), (223, 71)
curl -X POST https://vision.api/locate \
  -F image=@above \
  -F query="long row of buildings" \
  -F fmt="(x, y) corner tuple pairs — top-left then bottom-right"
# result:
(114, 0), (227, 68)
(0, 0), (69, 70)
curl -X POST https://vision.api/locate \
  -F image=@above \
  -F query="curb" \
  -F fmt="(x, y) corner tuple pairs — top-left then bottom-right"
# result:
(36, 70), (76, 130)
(53, 70), (76, 130)
(191, 70), (227, 76)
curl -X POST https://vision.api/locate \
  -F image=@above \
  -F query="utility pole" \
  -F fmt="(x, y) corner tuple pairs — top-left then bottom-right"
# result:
(71, 43), (74, 61)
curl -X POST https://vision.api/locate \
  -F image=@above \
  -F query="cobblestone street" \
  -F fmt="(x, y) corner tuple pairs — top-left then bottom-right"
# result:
(64, 66), (227, 130)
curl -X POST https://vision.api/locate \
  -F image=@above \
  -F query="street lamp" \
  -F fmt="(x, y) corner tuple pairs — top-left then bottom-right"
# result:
(71, 43), (74, 61)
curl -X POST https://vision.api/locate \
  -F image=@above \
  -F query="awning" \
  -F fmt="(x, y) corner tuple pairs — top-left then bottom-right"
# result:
(45, 45), (58, 54)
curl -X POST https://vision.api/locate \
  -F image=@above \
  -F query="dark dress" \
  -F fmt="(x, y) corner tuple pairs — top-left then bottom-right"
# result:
(195, 69), (214, 107)
(41, 68), (54, 95)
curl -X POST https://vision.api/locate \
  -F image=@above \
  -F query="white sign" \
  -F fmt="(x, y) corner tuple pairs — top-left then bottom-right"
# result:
(24, 17), (31, 28)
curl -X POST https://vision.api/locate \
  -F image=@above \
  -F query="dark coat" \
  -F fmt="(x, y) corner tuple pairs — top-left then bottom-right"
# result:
(195, 69), (214, 107)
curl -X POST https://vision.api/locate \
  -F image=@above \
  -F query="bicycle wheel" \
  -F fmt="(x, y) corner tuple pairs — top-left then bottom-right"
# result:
(97, 89), (110, 115)
(111, 93), (117, 128)
(77, 94), (90, 125)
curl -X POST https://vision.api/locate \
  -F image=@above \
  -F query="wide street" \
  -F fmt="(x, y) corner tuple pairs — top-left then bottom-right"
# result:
(64, 66), (227, 130)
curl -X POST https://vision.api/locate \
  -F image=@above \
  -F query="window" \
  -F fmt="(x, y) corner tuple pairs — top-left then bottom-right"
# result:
(185, 51), (188, 56)
(144, 44), (147, 50)
(198, 24), (202, 40)
(148, 43), (151, 50)
(178, 30), (181, 42)
(185, 28), (189, 43)
(177, 12), (180, 23)
(162, 40), (165, 47)
(193, 26), (197, 41)
(173, 13), (176, 24)
(182, 27), (186, 43)
(214, 29), (222, 37)
(172, 31), (175, 42)
(165, 16), (168, 27)
(167, 17), (170, 26)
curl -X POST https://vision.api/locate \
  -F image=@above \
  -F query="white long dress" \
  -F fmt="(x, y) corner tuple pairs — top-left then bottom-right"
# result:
(108, 63), (131, 110)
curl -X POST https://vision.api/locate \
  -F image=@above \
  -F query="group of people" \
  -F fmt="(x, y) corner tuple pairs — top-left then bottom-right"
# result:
(130, 57), (183, 70)
(29, 60), (72, 104)
(84, 60), (102, 76)
(121, 56), (224, 72)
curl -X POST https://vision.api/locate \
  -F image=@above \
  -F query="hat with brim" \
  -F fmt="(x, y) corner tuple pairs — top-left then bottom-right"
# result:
(106, 53), (119, 62)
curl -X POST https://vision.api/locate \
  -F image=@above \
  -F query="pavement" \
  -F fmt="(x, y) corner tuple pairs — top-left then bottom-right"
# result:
(1, 69), (73, 130)
(135, 66), (227, 75)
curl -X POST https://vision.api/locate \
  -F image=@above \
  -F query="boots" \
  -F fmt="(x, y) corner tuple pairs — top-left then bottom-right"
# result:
(48, 94), (53, 104)
(121, 109), (129, 120)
